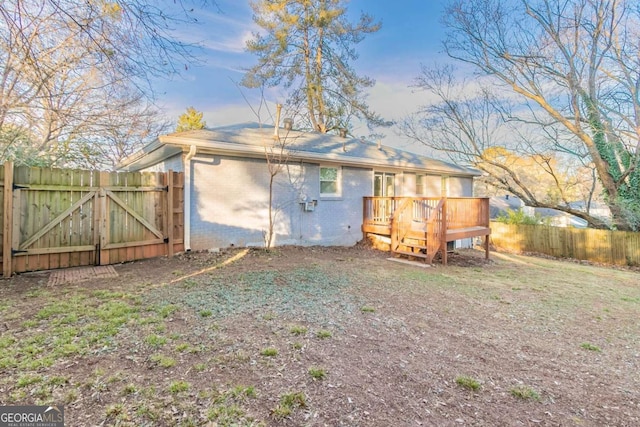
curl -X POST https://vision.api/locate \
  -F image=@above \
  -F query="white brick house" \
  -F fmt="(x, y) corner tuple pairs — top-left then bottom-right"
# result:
(119, 122), (480, 251)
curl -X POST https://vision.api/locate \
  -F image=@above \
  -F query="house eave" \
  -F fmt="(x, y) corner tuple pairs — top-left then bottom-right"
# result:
(118, 140), (183, 171)
(154, 134), (480, 177)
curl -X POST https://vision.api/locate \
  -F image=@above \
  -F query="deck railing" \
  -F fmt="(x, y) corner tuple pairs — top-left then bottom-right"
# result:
(363, 197), (490, 233)
(445, 197), (491, 229)
(363, 197), (490, 265)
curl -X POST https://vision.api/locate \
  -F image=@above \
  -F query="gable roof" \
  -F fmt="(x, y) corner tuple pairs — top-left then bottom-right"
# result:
(119, 122), (479, 176)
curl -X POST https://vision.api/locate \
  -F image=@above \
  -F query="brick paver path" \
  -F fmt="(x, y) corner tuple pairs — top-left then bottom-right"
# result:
(48, 265), (118, 286)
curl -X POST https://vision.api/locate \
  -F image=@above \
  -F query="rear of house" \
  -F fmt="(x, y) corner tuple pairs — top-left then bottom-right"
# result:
(119, 122), (479, 251)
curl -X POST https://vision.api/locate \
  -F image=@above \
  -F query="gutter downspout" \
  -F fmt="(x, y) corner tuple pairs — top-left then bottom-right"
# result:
(184, 145), (197, 251)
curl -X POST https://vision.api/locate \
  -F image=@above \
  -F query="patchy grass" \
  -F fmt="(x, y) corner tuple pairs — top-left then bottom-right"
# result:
(0, 291), (140, 377)
(172, 266), (361, 324)
(580, 342), (601, 352)
(1, 248), (639, 426)
(205, 385), (260, 425)
(308, 367), (326, 380)
(272, 392), (306, 420)
(199, 309), (213, 318)
(315, 329), (332, 339)
(510, 385), (541, 401)
(229, 385), (257, 399)
(122, 384), (137, 395)
(259, 347), (278, 357)
(174, 342), (190, 352)
(289, 325), (308, 335)
(144, 334), (168, 348)
(455, 375), (481, 391)
(167, 380), (190, 394)
(150, 354), (176, 368)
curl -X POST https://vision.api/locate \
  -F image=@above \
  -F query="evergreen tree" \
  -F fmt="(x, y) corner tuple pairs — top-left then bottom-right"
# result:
(176, 107), (206, 132)
(242, 0), (391, 135)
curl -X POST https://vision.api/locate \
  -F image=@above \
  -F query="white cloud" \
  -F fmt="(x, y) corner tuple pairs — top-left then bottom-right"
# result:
(167, 3), (257, 55)
(199, 35), (247, 55)
(205, 103), (262, 125)
(365, 77), (448, 123)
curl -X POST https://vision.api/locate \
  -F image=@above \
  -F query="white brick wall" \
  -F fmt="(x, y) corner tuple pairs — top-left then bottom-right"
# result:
(140, 154), (184, 173)
(186, 156), (371, 250)
(142, 152), (475, 251)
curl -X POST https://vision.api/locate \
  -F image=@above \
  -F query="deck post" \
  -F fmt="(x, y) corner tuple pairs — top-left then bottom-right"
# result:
(390, 211), (398, 254)
(483, 198), (490, 260)
(441, 197), (447, 266)
(362, 197), (368, 235)
(484, 235), (490, 259)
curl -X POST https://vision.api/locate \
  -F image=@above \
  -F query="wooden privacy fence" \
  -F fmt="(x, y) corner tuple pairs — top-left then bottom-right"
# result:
(490, 222), (640, 266)
(1, 162), (184, 277)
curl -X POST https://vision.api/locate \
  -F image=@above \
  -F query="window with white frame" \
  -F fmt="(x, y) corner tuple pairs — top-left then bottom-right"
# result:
(416, 174), (425, 196)
(320, 166), (341, 197)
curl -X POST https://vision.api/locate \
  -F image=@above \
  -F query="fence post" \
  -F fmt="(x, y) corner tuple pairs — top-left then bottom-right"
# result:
(3, 162), (13, 277)
(167, 170), (175, 257)
(97, 171), (110, 265)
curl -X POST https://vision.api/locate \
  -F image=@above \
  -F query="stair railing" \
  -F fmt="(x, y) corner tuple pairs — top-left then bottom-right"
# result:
(389, 197), (413, 254)
(425, 198), (446, 263)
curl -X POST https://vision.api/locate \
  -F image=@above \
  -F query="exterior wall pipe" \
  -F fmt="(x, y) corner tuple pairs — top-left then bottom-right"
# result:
(184, 145), (197, 251)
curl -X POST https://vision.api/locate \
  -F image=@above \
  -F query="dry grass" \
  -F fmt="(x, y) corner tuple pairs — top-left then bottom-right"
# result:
(0, 247), (638, 426)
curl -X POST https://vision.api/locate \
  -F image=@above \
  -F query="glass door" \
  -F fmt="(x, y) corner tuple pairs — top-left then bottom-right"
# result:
(374, 172), (395, 196)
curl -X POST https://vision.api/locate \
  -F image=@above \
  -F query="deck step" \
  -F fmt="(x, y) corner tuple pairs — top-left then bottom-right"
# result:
(393, 249), (428, 259)
(399, 242), (427, 250)
(405, 230), (427, 239)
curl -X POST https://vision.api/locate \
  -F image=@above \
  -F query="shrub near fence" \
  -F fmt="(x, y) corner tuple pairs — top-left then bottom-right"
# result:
(490, 222), (640, 266)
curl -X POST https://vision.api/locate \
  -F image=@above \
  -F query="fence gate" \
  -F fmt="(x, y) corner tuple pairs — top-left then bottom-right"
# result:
(1, 163), (184, 276)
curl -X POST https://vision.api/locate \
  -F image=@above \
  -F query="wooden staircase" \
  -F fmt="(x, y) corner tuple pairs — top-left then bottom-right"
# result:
(390, 198), (445, 263)
(362, 196), (491, 265)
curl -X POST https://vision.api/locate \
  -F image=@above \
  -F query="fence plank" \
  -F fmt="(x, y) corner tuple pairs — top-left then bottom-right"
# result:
(0, 163), (4, 274)
(490, 222), (640, 267)
(172, 171), (185, 252)
(58, 168), (71, 267)
(3, 162), (12, 277)
(19, 191), (96, 251)
(167, 171), (174, 257)
(48, 168), (62, 269)
(98, 172), (110, 266)
(3, 164), (183, 275)
(105, 191), (163, 240)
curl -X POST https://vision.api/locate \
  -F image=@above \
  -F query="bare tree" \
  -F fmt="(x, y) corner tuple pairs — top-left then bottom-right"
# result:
(403, 64), (608, 228)
(261, 104), (306, 249)
(427, 0), (640, 230)
(0, 0), (215, 168)
(76, 91), (171, 170)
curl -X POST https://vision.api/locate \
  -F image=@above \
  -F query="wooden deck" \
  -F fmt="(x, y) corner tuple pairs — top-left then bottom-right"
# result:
(362, 197), (491, 265)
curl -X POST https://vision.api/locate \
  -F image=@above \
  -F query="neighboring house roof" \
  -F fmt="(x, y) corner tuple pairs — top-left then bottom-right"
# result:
(489, 195), (523, 218)
(490, 195), (608, 228)
(119, 122), (480, 176)
(526, 207), (589, 228)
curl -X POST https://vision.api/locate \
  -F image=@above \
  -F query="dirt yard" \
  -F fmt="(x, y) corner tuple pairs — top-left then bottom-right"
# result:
(1, 245), (639, 426)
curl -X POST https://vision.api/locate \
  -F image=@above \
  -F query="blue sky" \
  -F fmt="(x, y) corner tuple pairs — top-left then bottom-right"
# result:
(155, 0), (448, 147)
